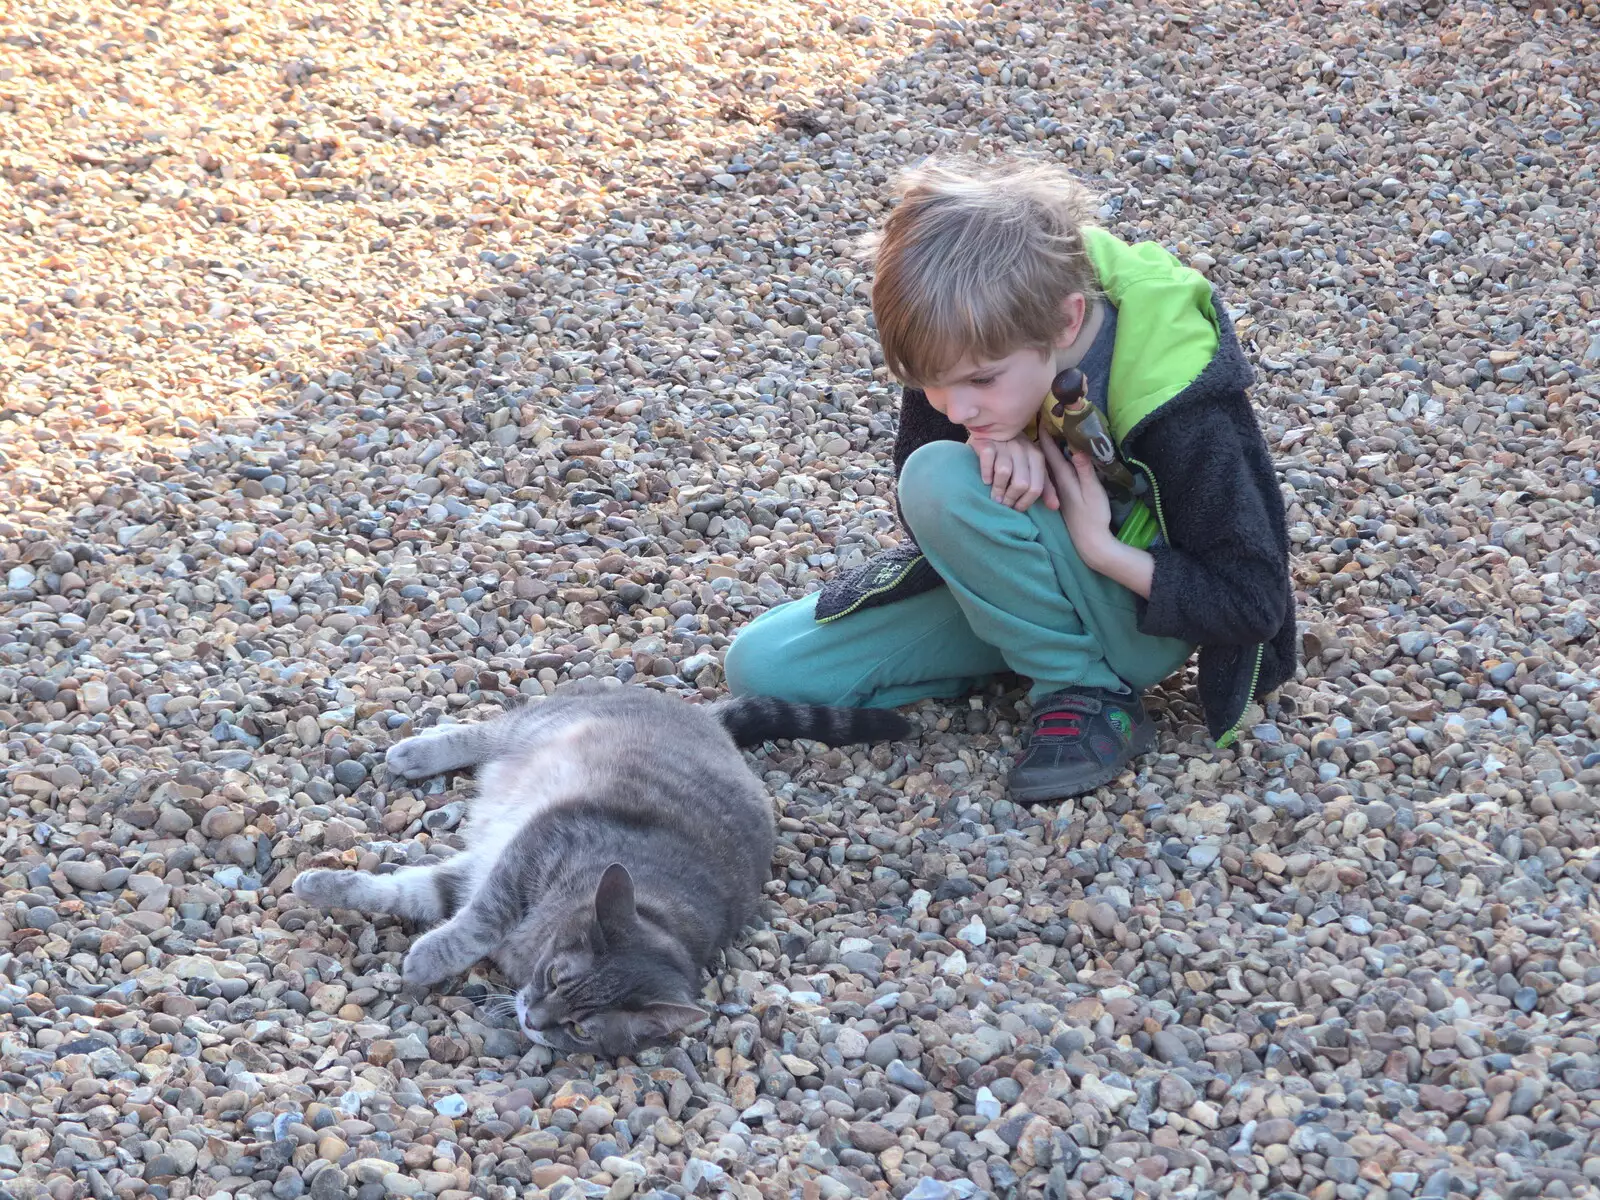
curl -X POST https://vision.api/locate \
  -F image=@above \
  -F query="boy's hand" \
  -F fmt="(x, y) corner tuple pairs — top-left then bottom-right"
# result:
(971, 435), (1060, 512)
(1039, 431), (1115, 563)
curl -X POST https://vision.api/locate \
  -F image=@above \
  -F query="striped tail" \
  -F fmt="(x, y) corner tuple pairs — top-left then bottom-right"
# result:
(713, 697), (912, 747)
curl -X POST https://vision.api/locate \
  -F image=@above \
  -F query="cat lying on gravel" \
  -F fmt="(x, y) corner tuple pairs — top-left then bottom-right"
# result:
(292, 679), (910, 1057)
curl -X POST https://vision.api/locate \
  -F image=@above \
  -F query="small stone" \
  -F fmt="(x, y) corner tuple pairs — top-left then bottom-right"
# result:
(866, 1034), (900, 1067)
(433, 1095), (468, 1118)
(351, 1160), (394, 1186)
(952, 1024), (1012, 1064)
(779, 1052), (817, 1076)
(1151, 1031), (1192, 1065)
(334, 760), (369, 788)
(1079, 1076), (1137, 1110)
(482, 1028), (524, 1058)
(201, 808), (248, 838)
(1397, 631), (1429, 656)
(974, 1086), (1001, 1120)
(886, 1061), (928, 1093)
(848, 1122), (897, 1153)
(530, 1165), (577, 1188)
(61, 860), (106, 891)
(834, 1027), (868, 1059)
(1327, 1158), (1360, 1184)
(1086, 901), (1117, 935)
(1015, 1116), (1055, 1167)
(1254, 1119), (1294, 1145)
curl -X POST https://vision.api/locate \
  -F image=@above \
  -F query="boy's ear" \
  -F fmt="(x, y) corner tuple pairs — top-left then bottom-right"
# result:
(1056, 292), (1088, 345)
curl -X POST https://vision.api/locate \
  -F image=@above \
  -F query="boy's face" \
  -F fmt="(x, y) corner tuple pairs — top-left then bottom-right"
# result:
(918, 294), (1088, 442)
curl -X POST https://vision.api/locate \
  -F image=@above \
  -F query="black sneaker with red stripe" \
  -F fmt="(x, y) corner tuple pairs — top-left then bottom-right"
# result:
(1008, 687), (1157, 804)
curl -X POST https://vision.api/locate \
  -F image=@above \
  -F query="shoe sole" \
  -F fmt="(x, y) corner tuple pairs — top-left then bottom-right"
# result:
(1007, 722), (1158, 805)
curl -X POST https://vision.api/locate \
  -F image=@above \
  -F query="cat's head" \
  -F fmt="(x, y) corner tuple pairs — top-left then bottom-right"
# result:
(514, 863), (706, 1057)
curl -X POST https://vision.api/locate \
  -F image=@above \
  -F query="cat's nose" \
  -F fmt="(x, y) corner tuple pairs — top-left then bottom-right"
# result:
(516, 993), (545, 1031)
(521, 1001), (552, 1028)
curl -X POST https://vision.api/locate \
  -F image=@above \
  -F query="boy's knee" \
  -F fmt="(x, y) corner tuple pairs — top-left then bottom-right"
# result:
(898, 441), (983, 544)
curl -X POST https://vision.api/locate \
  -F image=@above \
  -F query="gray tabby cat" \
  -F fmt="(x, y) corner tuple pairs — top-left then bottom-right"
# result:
(291, 679), (909, 1057)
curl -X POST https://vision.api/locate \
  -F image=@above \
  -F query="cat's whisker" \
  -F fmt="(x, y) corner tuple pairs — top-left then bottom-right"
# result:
(475, 990), (521, 1019)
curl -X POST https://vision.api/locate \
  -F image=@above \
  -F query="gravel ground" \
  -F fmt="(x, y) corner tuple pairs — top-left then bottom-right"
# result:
(3, 0), (1600, 1198)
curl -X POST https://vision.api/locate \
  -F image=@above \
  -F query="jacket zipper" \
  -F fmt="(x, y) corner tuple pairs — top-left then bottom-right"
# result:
(1215, 643), (1265, 750)
(1127, 452), (1265, 749)
(1124, 455), (1170, 543)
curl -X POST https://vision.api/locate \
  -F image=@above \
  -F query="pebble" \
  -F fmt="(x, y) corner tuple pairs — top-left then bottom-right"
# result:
(833, 1027), (868, 1060)
(1, 6), (1597, 1200)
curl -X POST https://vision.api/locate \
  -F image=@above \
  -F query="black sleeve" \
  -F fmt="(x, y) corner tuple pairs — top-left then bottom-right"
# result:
(892, 387), (968, 476)
(888, 387), (968, 536)
(1130, 396), (1292, 647)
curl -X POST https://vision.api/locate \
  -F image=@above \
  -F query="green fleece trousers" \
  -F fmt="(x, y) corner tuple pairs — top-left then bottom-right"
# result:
(723, 440), (1194, 709)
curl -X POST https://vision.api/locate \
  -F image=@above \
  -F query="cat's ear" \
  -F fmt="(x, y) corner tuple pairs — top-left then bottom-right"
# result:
(593, 862), (636, 940)
(625, 1001), (707, 1044)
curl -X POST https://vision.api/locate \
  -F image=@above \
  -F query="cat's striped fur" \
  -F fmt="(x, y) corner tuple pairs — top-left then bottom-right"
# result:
(292, 679), (910, 1057)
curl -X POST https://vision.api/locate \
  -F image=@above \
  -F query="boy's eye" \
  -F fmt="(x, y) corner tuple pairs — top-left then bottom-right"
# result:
(970, 376), (997, 387)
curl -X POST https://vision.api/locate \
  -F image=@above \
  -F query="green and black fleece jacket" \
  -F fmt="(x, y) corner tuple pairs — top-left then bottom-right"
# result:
(820, 228), (1298, 746)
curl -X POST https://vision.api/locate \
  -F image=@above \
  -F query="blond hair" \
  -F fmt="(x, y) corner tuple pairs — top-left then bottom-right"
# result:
(861, 156), (1100, 388)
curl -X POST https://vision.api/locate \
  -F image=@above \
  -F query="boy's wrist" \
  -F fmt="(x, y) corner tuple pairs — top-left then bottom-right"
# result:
(1082, 536), (1156, 600)
(1076, 530), (1117, 571)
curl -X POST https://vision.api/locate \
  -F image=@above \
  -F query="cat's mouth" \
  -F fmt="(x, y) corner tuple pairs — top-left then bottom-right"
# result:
(515, 992), (556, 1048)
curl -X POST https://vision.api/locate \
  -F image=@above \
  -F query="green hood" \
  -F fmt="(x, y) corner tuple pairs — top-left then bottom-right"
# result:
(1081, 227), (1222, 447)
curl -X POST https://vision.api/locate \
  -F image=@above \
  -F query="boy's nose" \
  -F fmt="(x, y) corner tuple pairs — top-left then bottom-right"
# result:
(947, 394), (980, 423)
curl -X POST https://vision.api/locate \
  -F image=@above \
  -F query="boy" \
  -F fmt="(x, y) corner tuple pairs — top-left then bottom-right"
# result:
(724, 157), (1296, 804)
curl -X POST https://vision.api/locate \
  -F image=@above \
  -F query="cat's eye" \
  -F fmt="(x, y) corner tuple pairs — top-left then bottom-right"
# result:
(568, 1021), (589, 1038)
(545, 964), (559, 990)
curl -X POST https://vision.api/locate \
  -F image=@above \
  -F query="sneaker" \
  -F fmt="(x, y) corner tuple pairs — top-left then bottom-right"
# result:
(1008, 687), (1156, 804)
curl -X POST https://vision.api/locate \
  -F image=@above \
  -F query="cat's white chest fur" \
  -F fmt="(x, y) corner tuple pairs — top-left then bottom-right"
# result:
(455, 721), (598, 883)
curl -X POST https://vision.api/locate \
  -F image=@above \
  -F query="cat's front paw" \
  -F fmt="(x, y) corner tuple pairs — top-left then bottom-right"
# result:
(292, 869), (354, 909)
(385, 736), (442, 781)
(402, 931), (469, 989)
